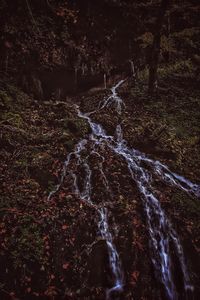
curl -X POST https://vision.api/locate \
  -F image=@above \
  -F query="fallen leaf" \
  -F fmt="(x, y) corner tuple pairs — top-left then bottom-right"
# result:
(62, 224), (68, 230)
(62, 263), (69, 270)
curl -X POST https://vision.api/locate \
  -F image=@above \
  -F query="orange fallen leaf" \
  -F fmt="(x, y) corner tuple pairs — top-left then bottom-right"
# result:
(62, 263), (69, 270)
(130, 271), (140, 286)
(9, 292), (15, 297)
(62, 224), (68, 230)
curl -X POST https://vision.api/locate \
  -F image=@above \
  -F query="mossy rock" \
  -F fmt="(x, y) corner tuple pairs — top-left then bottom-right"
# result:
(63, 139), (75, 151)
(32, 152), (54, 168)
(58, 132), (75, 150)
(0, 90), (12, 110)
(58, 131), (71, 142)
(7, 84), (31, 106)
(26, 178), (40, 190)
(63, 117), (91, 136)
(28, 165), (57, 188)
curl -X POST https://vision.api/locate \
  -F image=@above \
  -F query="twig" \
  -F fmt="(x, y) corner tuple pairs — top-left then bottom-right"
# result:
(25, 0), (40, 35)
(46, 0), (54, 11)
(0, 124), (27, 135)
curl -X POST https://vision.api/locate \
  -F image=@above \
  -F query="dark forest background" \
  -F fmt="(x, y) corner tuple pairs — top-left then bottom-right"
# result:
(0, 0), (199, 98)
(0, 1), (200, 299)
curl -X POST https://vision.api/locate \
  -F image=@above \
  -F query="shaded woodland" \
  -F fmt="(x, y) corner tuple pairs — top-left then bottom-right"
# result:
(0, 1), (200, 299)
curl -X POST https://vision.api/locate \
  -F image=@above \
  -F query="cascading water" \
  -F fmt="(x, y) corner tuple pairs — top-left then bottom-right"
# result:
(74, 110), (124, 298)
(48, 79), (200, 299)
(112, 132), (194, 299)
(48, 113), (124, 298)
(99, 79), (125, 114)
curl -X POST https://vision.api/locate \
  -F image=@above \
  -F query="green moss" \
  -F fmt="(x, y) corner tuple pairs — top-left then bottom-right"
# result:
(7, 84), (30, 105)
(137, 31), (153, 49)
(62, 117), (90, 136)
(27, 179), (40, 190)
(158, 60), (195, 78)
(2, 111), (23, 127)
(15, 157), (29, 168)
(172, 27), (200, 51)
(10, 220), (45, 268)
(32, 152), (54, 167)
(0, 90), (12, 110)
(63, 139), (75, 151)
(172, 191), (200, 217)
(76, 118), (91, 135)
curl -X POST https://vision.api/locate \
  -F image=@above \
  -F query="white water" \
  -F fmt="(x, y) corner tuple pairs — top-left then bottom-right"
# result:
(76, 108), (124, 298)
(48, 80), (200, 299)
(49, 114), (124, 297)
(99, 79), (125, 114)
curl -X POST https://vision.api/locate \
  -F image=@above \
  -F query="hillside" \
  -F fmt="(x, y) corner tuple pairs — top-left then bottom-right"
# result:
(0, 1), (200, 299)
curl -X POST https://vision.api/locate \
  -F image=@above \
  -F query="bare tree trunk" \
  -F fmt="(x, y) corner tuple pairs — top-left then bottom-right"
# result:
(148, 0), (170, 95)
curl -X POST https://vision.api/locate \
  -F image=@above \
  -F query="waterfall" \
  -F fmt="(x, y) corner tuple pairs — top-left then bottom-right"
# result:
(48, 79), (199, 299)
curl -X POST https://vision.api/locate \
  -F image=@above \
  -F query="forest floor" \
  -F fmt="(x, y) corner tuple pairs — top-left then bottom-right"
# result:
(0, 64), (200, 299)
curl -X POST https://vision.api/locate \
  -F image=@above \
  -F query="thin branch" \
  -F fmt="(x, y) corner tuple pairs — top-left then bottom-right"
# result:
(25, 0), (40, 35)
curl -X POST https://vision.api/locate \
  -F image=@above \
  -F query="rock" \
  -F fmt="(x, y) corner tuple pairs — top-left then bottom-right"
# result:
(28, 166), (58, 188)
(66, 195), (73, 201)
(63, 118), (91, 136)
(89, 239), (108, 286)
(63, 140), (75, 151)
(67, 120), (79, 134)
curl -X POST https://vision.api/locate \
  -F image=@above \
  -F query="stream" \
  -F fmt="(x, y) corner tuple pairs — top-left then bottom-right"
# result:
(48, 80), (200, 299)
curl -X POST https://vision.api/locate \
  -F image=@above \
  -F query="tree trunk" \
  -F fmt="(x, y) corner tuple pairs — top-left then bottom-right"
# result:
(148, 0), (170, 95)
